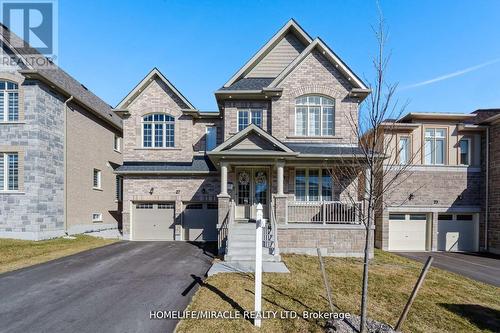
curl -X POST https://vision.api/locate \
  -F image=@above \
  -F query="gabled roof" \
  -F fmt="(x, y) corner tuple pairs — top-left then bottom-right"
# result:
(222, 19), (313, 88)
(219, 78), (274, 91)
(209, 124), (295, 155)
(116, 67), (196, 110)
(268, 38), (369, 90)
(0, 24), (122, 130)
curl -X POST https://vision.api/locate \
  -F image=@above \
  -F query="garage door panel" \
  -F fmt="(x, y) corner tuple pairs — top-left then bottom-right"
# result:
(133, 202), (175, 241)
(388, 213), (428, 251)
(437, 215), (476, 252)
(184, 203), (217, 241)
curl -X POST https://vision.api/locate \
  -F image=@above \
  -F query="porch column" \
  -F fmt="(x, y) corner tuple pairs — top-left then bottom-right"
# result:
(220, 161), (228, 196)
(276, 161), (284, 196)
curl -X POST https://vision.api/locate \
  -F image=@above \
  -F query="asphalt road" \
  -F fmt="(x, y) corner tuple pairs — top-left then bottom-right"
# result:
(0, 241), (215, 333)
(396, 251), (500, 287)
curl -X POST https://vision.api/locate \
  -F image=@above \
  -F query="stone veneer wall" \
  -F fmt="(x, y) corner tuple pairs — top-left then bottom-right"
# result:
(0, 77), (65, 240)
(488, 121), (500, 254)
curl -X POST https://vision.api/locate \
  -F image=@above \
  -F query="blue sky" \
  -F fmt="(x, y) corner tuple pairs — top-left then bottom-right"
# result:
(57, 0), (500, 113)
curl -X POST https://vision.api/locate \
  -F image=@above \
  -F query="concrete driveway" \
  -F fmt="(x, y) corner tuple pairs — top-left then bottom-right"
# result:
(0, 241), (215, 333)
(396, 251), (500, 287)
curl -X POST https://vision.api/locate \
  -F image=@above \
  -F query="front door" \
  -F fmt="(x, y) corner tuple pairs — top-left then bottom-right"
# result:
(235, 168), (269, 220)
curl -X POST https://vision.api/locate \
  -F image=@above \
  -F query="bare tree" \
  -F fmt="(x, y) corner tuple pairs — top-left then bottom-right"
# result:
(326, 8), (422, 333)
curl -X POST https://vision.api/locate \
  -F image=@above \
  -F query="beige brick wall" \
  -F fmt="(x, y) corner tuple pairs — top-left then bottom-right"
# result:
(278, 227), (372, 257)
(272, 49), (359, 144)
(66, 103), (122, 231)
(122, 175), (220, 237)
(123, 77), (194, 162)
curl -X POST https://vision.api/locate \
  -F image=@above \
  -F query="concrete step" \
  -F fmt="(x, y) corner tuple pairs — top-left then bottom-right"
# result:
(227, 247), (271, 255)
(228, 239), (255, 247)
(224, 253), (281, 262)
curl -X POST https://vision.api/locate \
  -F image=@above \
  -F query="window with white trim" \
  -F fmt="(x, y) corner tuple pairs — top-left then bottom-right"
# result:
(0, 152), (19, 191)
(142, 114), (175, 148)
(238, 109), (262, 131)
(295, 168), (333, 201)
(93, 169), (101, 189)
(399, 136), (410, 164)
(113, 134), (121, 152)
(424, 128), (446, 165)
(92, 213), (102, 222)
(0, 81), (19, 122)
(295, 95), (334, 136)
(206, 126), (217, 151)
(459, 138), (471, 165)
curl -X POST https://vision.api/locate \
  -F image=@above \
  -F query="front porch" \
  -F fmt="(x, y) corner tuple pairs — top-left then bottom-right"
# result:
(207, 124), (370, 260)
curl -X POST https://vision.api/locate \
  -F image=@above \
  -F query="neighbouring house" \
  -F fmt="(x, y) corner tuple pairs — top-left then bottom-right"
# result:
(114, 19), (374, 259)
(0, 24), (123, 240)
(371, 110), (500, 254)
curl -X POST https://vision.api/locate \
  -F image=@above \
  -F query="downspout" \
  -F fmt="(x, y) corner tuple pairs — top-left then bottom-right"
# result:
(484, 127), (489, 251)
(63, 95), (74, 235)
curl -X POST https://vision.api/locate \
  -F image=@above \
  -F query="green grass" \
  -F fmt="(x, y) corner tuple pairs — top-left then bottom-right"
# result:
(0, 235), (117, 274)
(177, 250), (500, 333)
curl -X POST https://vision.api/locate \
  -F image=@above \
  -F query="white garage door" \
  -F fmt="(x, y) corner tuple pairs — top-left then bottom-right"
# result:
(388, 213), (428, 251)
(438, 214), (477, 252)
(183, 202), (218, 241)
(133, 202), (175, 241)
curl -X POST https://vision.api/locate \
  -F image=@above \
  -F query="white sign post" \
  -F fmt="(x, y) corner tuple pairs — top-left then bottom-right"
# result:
(254, 203), (264, 327)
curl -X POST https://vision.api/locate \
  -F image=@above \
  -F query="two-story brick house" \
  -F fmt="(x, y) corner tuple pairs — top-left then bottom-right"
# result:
(0, 24), (123, 240)
(115, 20), (373, 259)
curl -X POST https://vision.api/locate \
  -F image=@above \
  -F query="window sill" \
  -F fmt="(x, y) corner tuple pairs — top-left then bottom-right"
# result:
(134, 147), (181, 151)
(92, 220), (103, 223)
(0, 121), (25, 125)
(93, 187), (103, 191)
(0, 191), (24, 195)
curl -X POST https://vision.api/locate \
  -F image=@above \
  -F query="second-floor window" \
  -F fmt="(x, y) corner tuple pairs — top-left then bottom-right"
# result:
(0, 152), (19, 191)
(113, 134), (121, 152)
(459, 138), (471, 165)
(295, 95), (334, 136)
(93, 169), (101, 189)
(399, 136), (410, 164)
(424, 128), (446, 165)
(0, 80), (19, 122)
(142, 114), (175, 148)
(238, 109), (262, 131)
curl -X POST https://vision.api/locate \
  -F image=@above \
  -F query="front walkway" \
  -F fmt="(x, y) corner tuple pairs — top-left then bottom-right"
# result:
(395, 251), (500, 287)
(0, 241), (215, 333)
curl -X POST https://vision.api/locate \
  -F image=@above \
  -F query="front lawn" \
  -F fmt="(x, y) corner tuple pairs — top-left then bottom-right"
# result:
(177, 250), (500, 333)
(0, 235), (117, 274)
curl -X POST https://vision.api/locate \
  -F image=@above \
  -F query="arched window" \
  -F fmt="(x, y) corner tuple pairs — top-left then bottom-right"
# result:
(0, 80), (19, 122)
(142, 114), (175, 148)
(295, 95), (334, 136)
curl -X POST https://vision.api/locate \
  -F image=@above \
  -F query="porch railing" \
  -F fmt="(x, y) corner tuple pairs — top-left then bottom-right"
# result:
(217, 200), (235, 254)
(263, 200), (279, 255)
(287, 201), (363, 224)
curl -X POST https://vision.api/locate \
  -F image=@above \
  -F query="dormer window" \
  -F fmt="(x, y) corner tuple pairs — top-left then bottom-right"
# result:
(142, 114), (175, 148)
(0, 80), (19, 122)
(295, 95), (334, 136)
